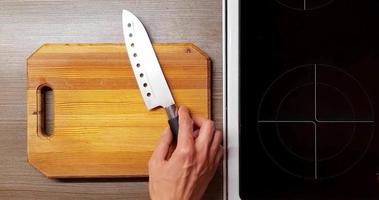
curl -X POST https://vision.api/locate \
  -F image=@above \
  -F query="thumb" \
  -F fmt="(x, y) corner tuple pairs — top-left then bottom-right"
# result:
(151, 128), (173, 161)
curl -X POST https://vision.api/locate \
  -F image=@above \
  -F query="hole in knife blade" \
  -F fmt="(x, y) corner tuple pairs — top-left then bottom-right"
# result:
(143, 83), (147, 87)
(133, 53), (137, 57)
(131, 43), (135, 47)
(147, 92), (151, 97)
(136, 63), (140, 67)
(127, 23), (131, 27)
(140, 73), (144, 78)
(129, 33), (133, 37)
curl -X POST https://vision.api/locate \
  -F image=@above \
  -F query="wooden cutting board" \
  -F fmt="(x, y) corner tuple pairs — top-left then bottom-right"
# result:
(27, 43), (210, 178)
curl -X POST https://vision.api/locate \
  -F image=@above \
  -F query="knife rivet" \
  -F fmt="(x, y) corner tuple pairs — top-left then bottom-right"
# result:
(129, 33), (133, 37)
(143, 83), (147, 87)
(133, 53), (137, 57)
(136, 63), (140, 67)
(140, 73), (144, 77)
(147, 92), (151, 97)
(127, 23), (131, 27)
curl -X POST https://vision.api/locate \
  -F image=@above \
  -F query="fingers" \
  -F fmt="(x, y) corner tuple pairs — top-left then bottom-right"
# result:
(150, 128), (173, 162)
(209, 130), (223, 164)
(194, 118), (216, 159)
(215, 146), (224, 165)
(192, 117), (219, 169)
(176, 106), (195, 149)
(193, 129), (200, 139)
(193, 117), (216, 150)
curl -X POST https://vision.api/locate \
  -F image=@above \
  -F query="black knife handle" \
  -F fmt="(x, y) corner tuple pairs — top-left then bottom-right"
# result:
(168, 116), (179, 142)
(165, 105), (179, 142)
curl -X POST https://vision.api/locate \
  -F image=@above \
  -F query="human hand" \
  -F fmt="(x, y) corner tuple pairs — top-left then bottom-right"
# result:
(148, 106), (223, 200)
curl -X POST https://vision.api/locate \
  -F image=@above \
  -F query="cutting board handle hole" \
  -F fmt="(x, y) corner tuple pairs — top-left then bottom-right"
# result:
(37, 84), (54, 137)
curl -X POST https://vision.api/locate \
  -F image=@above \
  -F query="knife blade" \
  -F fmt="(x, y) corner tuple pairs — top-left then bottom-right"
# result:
(122, 9), (179, 141)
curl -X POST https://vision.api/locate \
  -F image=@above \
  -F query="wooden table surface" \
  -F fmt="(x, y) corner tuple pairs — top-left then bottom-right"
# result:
(0, 0), (223, 199)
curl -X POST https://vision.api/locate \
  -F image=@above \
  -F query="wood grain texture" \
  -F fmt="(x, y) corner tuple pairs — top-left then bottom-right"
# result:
(0, 0), (222, 199)
(27, 43), (210, 178)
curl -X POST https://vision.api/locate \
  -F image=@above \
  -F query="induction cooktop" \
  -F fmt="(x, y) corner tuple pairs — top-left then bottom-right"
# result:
(240, 0), (379, 198)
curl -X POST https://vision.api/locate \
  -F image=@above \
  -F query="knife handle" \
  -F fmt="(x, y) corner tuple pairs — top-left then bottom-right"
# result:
(168, 116), (179, 142)
(165, 105), (179, 142)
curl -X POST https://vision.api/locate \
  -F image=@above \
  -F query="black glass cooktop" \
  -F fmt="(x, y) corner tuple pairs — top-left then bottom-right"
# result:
(240, 0), (379, 199)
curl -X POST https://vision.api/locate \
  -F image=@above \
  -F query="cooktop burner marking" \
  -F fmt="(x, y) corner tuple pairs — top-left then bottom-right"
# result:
(257, 64), (375, 180)
(276, 0), (334, 11)
(258, 120), (318, 179)
(304, 0), (307, 10)
(314, 64), (374, 123)
(275, 82), (360, 163)
(315, 122), (317, 179)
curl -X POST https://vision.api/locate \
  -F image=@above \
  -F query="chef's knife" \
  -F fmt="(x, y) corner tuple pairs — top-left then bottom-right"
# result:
(122, 9), (179, 141)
